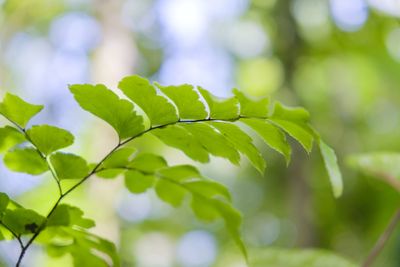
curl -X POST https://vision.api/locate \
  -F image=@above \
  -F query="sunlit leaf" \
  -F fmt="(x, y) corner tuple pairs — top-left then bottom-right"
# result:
(4, 147), (48, 175)
(152, 125), (209, 163)
(27, 125), (74, 155)
(182, 123), (241, 164)
(119, 75), (179, 126)
(125, 170), (155, 193)
(0, 93), (43, 128)
(233, 89), (269, 117)
(210, 122), (265, 173)
(319, 140), (343, 198)
(47, 204), (95, 228)
(157, 83), (208, 119)
(198, 87), (239, 119)
(0, 126), (25, 152)
(50, 152), (89, 180)
(242, 118), (291, 164)
(2, 208), (45, 235)
(101, 147), (136, 169)
(69, 84), (144, 140)
(0, 193), (9, 216)
(128, 153), (168, 172)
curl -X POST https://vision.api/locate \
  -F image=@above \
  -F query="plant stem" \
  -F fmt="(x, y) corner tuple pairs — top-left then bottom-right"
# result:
(13, 117), (250, 266)
(362, 208), (400, 267)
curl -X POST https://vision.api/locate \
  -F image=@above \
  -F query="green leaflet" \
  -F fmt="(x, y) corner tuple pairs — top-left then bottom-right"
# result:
(128, 153), (168, 172)
(125, 170), (155, 193)
(198, 87), (239, 119)
(27, 125), (74, 155)
(0, 126), (25, 152)
(152, 125), (210, 163)
(233, 89), (269, 117)
(155, 179), (187, 207)
(269, 102), (315, 153)
(319, 140), (343, 198)
(69, 84), (144, 140)
(0, 193), (9, 216)
(43, 227), (119, 267)
(119, 75), (179, 126)
(250, 248), (356, 267)
(47, 204), (95, 228)
(0, 93), (43, 128)
(347, 152), (400, 192)
(156, 83), (208, 119)
(210, 122), (266, 173)
(2, 208), (45, 235)
(101, 147), (136, 169)
(4, 147), (48, 175)
(50, 152), (89, 180)
(182, 123), (241, 165)
(241, 118), (291, 164)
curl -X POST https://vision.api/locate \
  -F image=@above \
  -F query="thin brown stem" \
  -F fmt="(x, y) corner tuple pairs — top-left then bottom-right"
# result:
(0, 222), (23, 249)
(362, 208), (400, 267)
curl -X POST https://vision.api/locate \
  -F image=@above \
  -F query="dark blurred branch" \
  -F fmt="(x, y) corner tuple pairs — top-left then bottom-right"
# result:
(362, 208), (400, 267)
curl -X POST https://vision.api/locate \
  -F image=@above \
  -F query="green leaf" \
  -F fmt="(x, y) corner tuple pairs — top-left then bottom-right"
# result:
(0, 193), (10, 215)
(96, 169), (123, 179)
(2, 208), (45, 235)
(210, 122), (266, 173)
(198, 87), (239, 119)
(125, 170), (155, 193)
(128, 153), (168, 172)
(119, 75), (179, 126)
(233, 89), (269, 117)
(319, 140), (343, 198)
(182, 123), (241, 164)
(0, 126), (25, 152)
(250, 248), (356, 267)
(47, 204), (95, 228)
(157, 83), (208, 119)
(241, 118), (291, 164)
(0, 93), (43, 128)
(69, 84), (144, 140)
(269, 102), (315, 153)
(4, 147), (48, 175)
(347, 152), (400, 192)
(44, 228), (119, 267)
(155, 179), (187, 207)
(157, 165), (202, 182)
(27, 125), (74, 155)
(50, 152), (89, 180)
(101, 147), (136, 169)
(152, 125), (209, 163)
(184, 179), (231, 201)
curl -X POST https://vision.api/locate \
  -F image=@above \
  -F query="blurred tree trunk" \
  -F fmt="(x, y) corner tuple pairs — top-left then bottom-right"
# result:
(273, 0), (317, 247)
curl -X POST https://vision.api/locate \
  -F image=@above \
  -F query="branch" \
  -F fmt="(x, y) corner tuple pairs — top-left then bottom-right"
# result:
(0, 222), (23, 249)
(362, 208), (400, 267)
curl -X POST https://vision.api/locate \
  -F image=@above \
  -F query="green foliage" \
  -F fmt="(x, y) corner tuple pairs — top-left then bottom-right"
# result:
(348, 152), (400, 192)
(0, 75), (343, 266)
(26, 125), (74, 155)
(250, 248), (356, 267)
(0, 93), (43, 128)
(4, 147), (48, 175)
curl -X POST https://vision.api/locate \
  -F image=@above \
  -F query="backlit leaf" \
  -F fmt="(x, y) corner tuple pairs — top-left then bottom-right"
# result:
(2, 208), (45, 235)
(4, 147), (47, 175)
(0, 126), (25, 152)
(157, 83), (208, 119)
(242, 118), (291, 164)
(27, 125), (74, 155)
(128, 153), (168, 172)
(210, 122), (265, 173)
(0, 93), (43, 128)
(69, 84), (144, 140)
(198, 87), (239, 120)
(50, 152), (89, 180)
(233, 89), (269, 117)
(152, 125), (209, 163)
(101, 147), (136, 169)
(182, 123), (241, 164)
(125, 170), (155, 193)
(319, 140), (343, 198)
(119, 75), (178, 126)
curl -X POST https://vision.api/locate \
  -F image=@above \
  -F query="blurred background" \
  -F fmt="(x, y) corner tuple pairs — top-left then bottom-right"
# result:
(0, 0), (400, 266)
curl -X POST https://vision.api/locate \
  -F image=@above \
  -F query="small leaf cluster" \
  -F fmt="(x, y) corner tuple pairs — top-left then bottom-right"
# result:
(0, 75), (343, 266)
